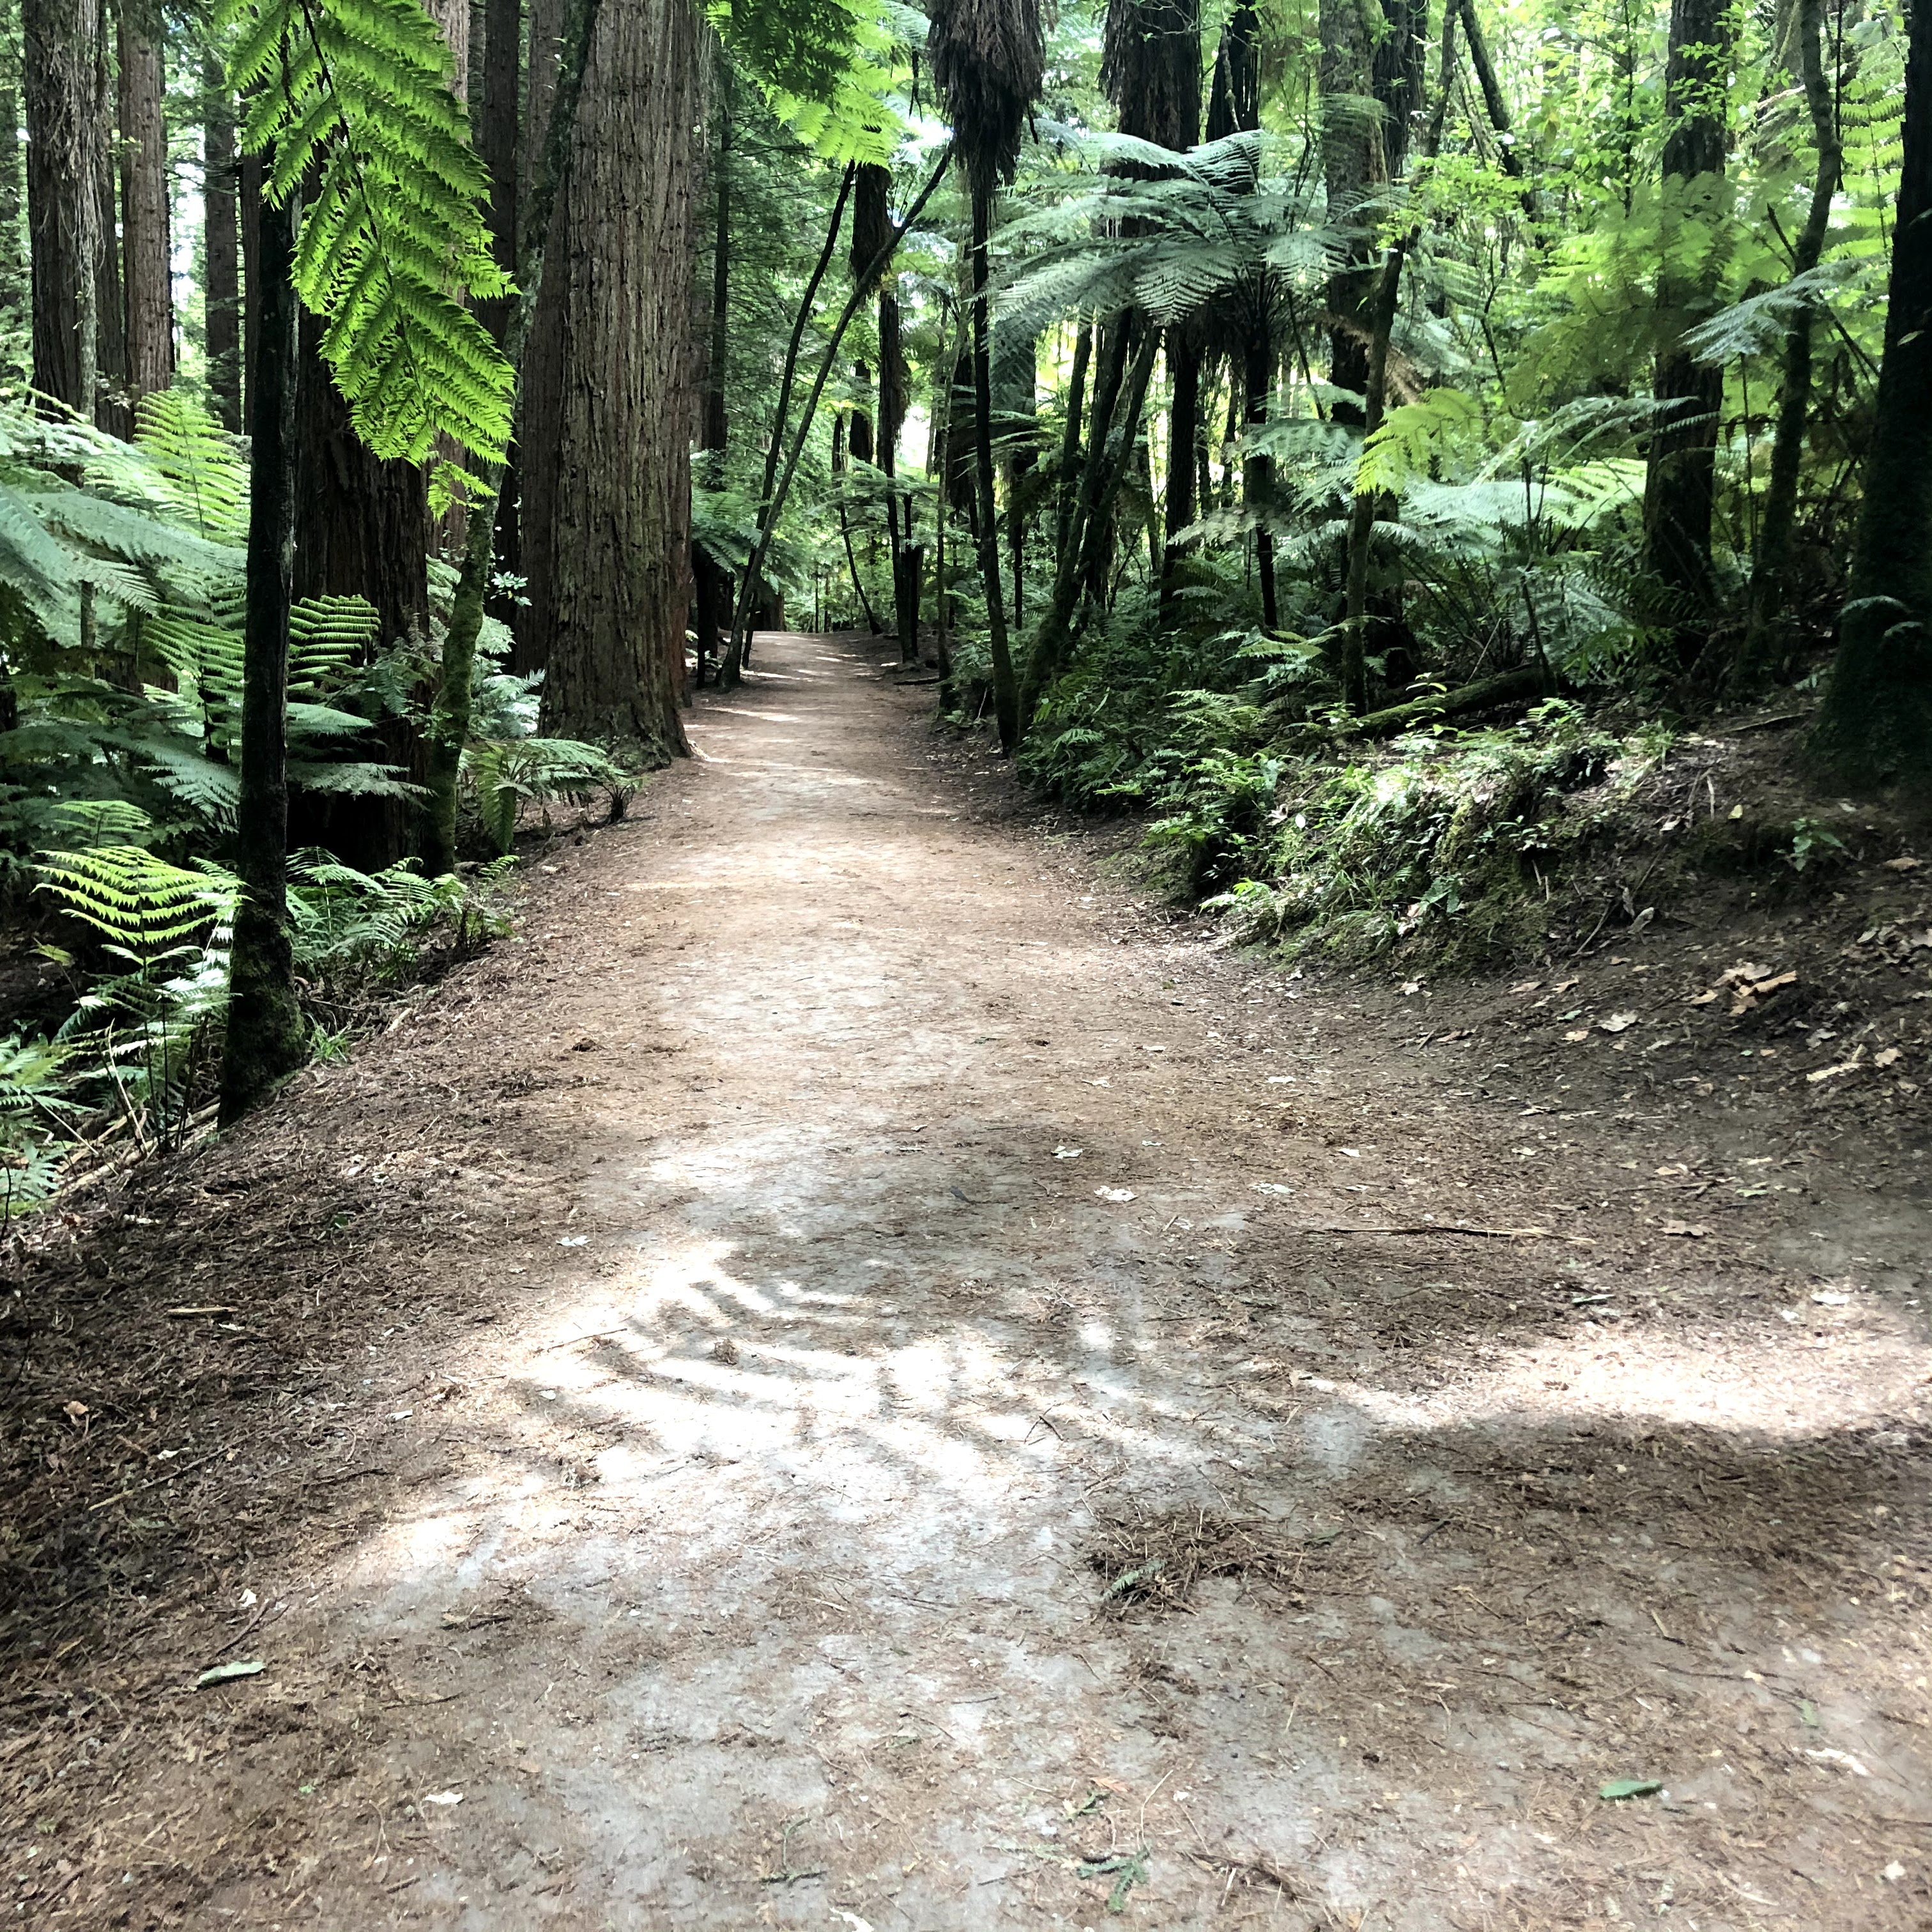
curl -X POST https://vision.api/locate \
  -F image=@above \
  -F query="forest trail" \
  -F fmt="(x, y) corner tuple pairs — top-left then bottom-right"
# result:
(10, 632), (1931, 1930)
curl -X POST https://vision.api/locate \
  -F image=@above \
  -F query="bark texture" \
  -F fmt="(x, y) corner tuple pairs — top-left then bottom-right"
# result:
(1809, 0), (1932, 785)
(1641, 0), (1736, 662)
(535, 0), (702, 758)
(203, 59), (241, 432)
(0, 0), (27, 328)
(221, 184), (307, 1125)
(23, 0), (100, 416)
(291, 309), (431, 868)
(116, 12), (171, 403)
(516, 0), (565, 673)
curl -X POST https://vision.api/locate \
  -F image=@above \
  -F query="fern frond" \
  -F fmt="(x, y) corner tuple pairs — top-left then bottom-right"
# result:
(220, 0), (514, 463)
(34, 845), (240, 956)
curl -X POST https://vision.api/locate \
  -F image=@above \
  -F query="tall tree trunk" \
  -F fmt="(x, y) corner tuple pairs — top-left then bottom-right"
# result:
(691, 60), (730, 682)
(291, 310), (431, 868)
(203, 57), (241, 433)
(1457, 0), (1524, 182)
(419, 0), (601, 871)
(1319, 0), (1383, 420)
(221, 181), (306, 1124)
(240, 148), (261, 430)
(22, 0), (100, 418)
(1341, 3), (1457, 711)
(117, 10), (171, 403)
(1242, 329), (1277, 630)
(1101, 0), (1202, 619)
(1809, 0), (1932, 787)
(92, 97), (128, 436)
(515, 0), (565, 674)
(536, 0), (703, 757)
(969, 183), (1020, 749)
(1739, 0), (1840, 684)
(719, 164), (856, 687)
(1160, 332), (1199, 613)
(0, 0), (27, 331)
(1641, 0), (1738, 668)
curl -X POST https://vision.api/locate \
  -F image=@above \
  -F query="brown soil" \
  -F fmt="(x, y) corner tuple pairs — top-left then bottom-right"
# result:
(3, 631), (1928, 1931)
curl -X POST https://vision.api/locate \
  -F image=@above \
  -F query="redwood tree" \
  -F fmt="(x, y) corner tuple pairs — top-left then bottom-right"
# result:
(533, 0), (704, 758)
(118, 7), (172, 404)
(24, 0), (101, 417)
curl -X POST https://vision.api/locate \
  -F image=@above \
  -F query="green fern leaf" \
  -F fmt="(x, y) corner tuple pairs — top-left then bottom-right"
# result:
(221, 0), (514, 464)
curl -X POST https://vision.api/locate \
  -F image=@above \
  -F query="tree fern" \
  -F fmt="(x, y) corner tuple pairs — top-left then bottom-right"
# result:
(221, 0), (515, 464)
(133, 391), (250, 543)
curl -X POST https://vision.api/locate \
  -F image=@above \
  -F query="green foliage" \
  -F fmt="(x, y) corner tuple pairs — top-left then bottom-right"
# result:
(289, 850), (517, 984)
(222, 0), (515, 463)
(462, 737), (627, 853)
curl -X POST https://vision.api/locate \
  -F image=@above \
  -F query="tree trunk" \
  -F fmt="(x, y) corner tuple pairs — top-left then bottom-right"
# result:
(220, 181), (307, 1124)
(116, 11), (171, 403)
(969, 183), (1020, 749)
(92, 96), (128, 436)
(479, 0), (522, 627)
(0, 0), (28, 331)
(690, 63), (730, 682)
(1341, 3), (1457, 712)
(1160, 329), (1199, 613)
(719, 164), (855, 687)
(203, 57), (241, 432)
(1457, 0), (1524, 181)
(1809, 0), (1932, 787)
(1740, 0), (1839, 683)
(22, 0), (100, 418)
(515, 0), (565, 675)
(536, 0), (703, 758)
(1243, 328), (1277, 629)
(240, 148), (261, 430)
(1641, 0), (1738, 667)
(291, 309), (431, 868)
(1319, 0), (1382, 420)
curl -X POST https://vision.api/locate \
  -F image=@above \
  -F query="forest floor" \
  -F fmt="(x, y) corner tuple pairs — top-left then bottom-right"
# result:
(3, 631), (1929, 1932)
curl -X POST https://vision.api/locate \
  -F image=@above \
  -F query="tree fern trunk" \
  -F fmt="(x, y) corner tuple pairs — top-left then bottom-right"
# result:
(1160, 328), (1198, 617)
(221, 182), (307, 1126)
(1641, 0), (1738, 670)
(1740, 0), (1839, 686)
(1242, 328), (1277, 631)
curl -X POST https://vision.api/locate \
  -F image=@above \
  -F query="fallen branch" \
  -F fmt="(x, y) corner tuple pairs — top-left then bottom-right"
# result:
(1340, 664), (1547, 740)
(1298, 1222), (1560, 1239)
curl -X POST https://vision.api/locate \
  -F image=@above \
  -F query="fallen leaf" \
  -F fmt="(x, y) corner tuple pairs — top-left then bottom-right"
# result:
(1875, 1046), (1903, 1069)
(1598, 1777), (1663, 1801)
(196, 1660), (266, 1689)
(1510, 979), (1542, 994)
(1094, 1186), (1136, 1203)
(1807, 1048), (1867, 1084)
(1719, 960), (1768, 985)
(1251, 1183), (1294, 1197)
(1684, 989), (1719, 1006)
(422, 1790), (464, 1805)
(1599, 1011), (1639, 1034)
(166, 1305), (238, 1318)
(1400, 981), (1422, 995)
(1052, 1145), (1084, 1159)
(1881, 855), (1922, 872)
(63, 1400), (87, 1422)
(558, 1235), (588, 1246)
(1563, 1029), (1590, 1043)
(1658, 1222), (1709, 1238)
(1552, 978), (1580, 993)
(1749, 970), (1797, 997)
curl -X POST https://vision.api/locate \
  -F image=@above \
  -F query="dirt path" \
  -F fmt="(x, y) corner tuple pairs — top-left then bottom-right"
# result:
(6, 632), (1929, 1930)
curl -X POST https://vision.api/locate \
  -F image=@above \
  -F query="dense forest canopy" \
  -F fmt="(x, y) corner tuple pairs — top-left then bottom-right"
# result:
(0, 0), (1923, 1200)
